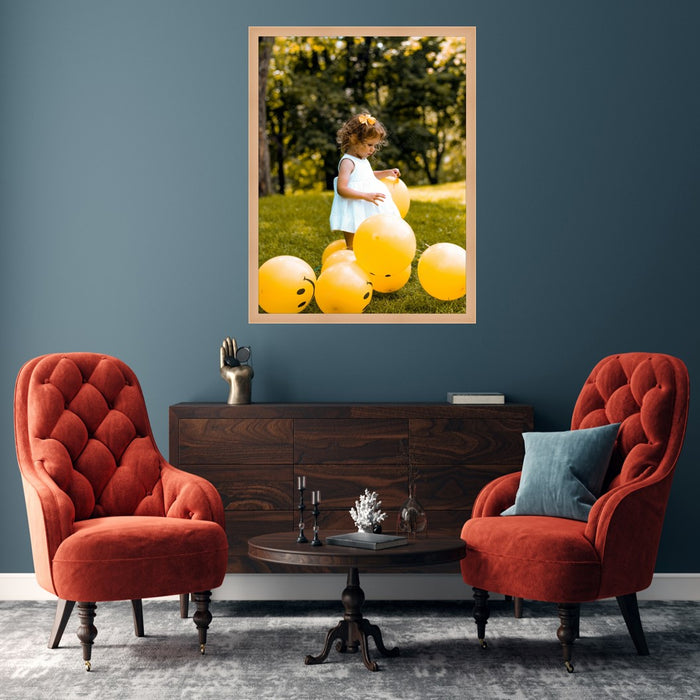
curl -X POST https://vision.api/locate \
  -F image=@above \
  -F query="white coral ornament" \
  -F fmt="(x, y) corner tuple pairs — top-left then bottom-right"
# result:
(350, 489), (387, 533)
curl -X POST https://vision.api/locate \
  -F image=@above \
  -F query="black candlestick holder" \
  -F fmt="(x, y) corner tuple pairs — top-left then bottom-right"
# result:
(310, 498), (322, 547)
(297, 482), (308, 544)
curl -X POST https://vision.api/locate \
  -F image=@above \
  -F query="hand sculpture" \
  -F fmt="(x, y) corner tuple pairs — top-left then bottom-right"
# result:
(219, 337), (253, 405)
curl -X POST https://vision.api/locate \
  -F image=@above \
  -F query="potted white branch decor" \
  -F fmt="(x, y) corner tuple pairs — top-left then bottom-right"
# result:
(350, 489), (387, 533)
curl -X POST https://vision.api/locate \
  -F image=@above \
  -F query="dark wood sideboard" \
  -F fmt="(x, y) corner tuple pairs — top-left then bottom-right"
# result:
(168, 403), (534, 573)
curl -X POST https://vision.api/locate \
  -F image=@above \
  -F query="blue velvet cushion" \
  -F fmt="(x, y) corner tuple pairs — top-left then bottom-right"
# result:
(502, 423), (620, 521)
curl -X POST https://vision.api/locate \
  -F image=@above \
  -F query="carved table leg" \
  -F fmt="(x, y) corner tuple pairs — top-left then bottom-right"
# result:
(305, 567), (399, 672)
(77, 602), (97, 671)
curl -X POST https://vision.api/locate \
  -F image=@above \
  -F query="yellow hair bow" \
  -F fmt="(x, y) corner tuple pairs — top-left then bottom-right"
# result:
(358, 113), (376, 126)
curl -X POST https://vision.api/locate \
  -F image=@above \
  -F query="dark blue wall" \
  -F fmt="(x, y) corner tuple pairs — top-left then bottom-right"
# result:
(2, 0), (698, 574)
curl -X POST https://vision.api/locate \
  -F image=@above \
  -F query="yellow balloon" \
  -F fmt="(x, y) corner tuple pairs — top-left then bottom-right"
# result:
(417, 243), (466, 300)
(315, 261), (373, 313)
(369, 264), (412, 294)
(380, 176), (411, 218)
(321, 238), (347, 265)
(258, 255), (316, 313)
(354, 214), (416, 276)
(322, 248), (356, 271)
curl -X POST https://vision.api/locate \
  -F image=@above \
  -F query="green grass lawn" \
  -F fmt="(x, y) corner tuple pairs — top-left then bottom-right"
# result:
(258, 181), (467, 315)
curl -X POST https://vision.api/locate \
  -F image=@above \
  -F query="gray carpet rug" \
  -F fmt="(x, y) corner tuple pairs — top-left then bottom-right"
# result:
(1, 599), (698, 699)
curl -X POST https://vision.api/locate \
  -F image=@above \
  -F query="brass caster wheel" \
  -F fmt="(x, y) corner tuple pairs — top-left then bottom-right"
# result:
(564, 661), (574, 673)
(478, 638), (488, 649)
(84, 660), (91, 672)
(200, 643), (206, 655)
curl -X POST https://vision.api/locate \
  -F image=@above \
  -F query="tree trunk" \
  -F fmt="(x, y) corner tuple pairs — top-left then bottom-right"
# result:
(258, 37), (274, 197)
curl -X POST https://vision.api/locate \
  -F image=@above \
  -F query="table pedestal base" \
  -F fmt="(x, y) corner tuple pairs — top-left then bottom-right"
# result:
(304, 567), (399, 671)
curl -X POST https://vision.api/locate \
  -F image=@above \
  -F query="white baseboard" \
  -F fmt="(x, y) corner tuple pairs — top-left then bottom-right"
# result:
(1, 572), (698, 602)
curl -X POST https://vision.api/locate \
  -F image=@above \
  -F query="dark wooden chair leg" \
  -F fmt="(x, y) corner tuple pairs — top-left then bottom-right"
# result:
(513, 596), (523, 619)
(617, 592), (649, 655)
(557, 603), (579, 673)
(180, 593), (190, 618)
(572, 603), (580, 639)
(77, 602), (97, 671)
(472, 587), (490, 648)
(49, 599), (75, 649)
(131, 599), (144, 637)
(192, 591), (212, 654)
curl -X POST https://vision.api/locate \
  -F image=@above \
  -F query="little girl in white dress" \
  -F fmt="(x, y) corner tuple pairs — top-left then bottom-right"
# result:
(329, 113), (401, 249)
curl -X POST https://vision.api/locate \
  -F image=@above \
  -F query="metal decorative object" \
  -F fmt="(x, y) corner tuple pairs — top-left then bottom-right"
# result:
(310, 490), (322, 546)
(219, 336), (253, 405)
(297, 476), (308, 543)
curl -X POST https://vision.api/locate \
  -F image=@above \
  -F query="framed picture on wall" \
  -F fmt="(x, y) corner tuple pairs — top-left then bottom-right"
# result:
(249, 26), (475, 324)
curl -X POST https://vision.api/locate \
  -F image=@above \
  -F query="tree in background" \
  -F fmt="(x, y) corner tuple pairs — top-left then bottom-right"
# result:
(377, 36), (467, 185)
(259, 34), (467, 195)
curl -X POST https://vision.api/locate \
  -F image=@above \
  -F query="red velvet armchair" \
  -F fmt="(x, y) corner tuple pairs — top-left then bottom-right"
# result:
(14, 353), (229, 670)
(460, 353), (689, 671)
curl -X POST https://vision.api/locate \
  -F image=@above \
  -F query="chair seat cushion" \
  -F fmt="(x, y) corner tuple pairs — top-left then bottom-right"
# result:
(52, 516), (228, 602)
(461, 515), (602, 603)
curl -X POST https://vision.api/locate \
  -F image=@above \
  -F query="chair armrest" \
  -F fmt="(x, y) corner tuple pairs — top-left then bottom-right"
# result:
(160, 462), (226, 529)
(20, 470), (76, 594)
(471, 472), (521, 518)
(584, 473), (673, 596)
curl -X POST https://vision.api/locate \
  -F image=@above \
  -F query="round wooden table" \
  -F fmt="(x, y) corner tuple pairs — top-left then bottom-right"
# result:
(248, 531), (466, 671)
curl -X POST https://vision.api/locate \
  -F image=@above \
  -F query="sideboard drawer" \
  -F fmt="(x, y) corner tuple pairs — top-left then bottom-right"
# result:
(176, 418), (293, 465)
(410, 418), (529, 466)
(192, 464), (293, 511)
(294, 418), (409, 465)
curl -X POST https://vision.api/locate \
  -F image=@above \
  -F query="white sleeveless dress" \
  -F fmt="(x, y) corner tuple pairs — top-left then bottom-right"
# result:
(329, 154), (400, 233)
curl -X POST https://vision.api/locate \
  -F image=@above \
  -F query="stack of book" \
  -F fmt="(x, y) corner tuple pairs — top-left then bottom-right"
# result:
(447, 392), (505, 405)
(325, 531), (409, 550)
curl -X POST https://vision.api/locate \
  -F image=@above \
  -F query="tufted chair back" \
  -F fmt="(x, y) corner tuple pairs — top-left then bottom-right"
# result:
(570, 353), (689, 595)
(571, 353), (688, 492)
(15, 353), (170, 521)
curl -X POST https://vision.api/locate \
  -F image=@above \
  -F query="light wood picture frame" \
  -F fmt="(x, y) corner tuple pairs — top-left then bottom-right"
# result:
(249, 26), (475, 323)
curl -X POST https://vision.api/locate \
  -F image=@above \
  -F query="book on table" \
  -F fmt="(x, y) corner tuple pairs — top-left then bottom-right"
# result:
(325, 531), (409, 550)
(447, 392), (505, 404)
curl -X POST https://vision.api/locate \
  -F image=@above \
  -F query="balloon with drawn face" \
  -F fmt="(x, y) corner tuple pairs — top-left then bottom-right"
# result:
(258, 255), (316, 313)
(315, 261), (373, 313)
(354, 213), (416, 277)
(369, 264), (412, 294)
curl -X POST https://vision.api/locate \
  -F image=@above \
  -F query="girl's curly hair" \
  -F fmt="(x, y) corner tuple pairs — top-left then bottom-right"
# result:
(336, 113), (388, 153)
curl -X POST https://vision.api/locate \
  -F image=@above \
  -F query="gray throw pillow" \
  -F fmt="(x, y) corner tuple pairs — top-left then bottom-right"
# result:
(502, 423), (620, 522)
